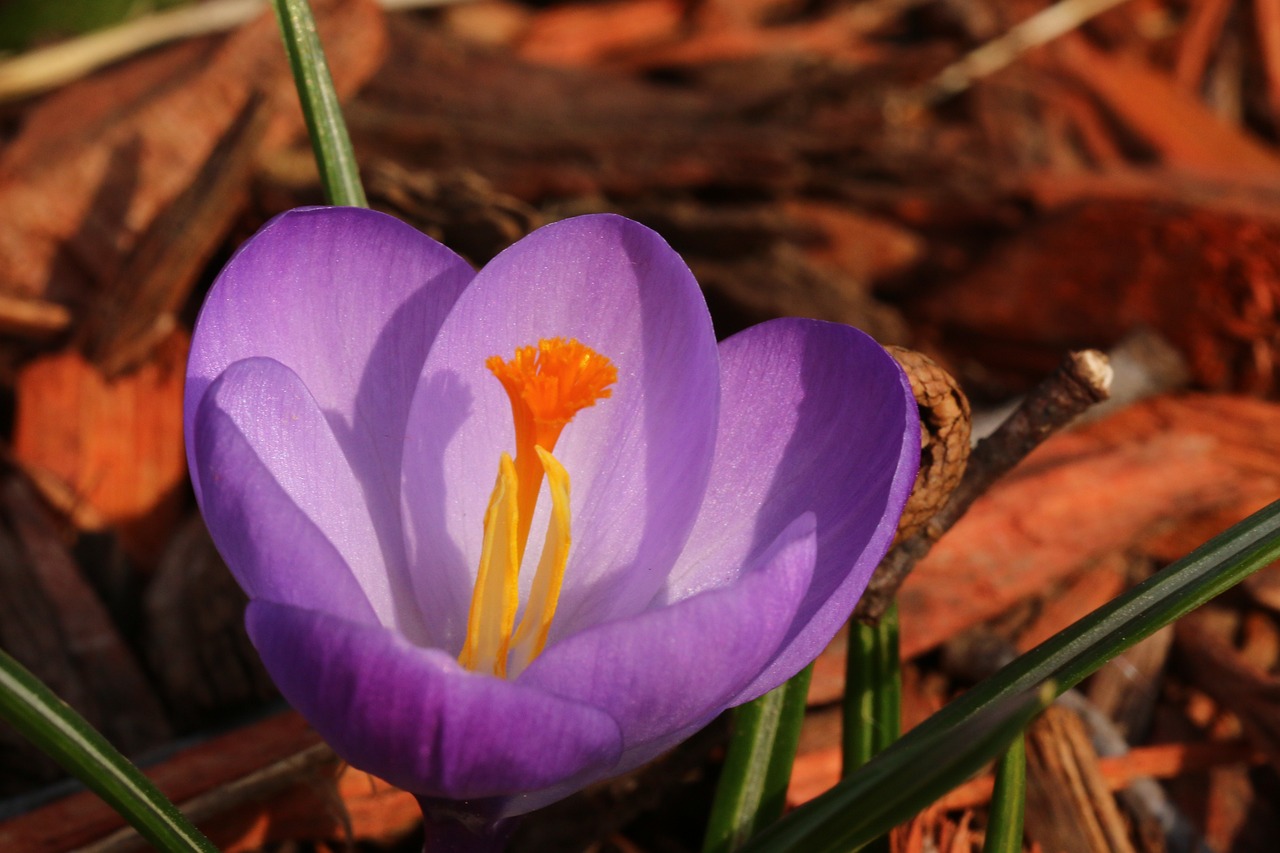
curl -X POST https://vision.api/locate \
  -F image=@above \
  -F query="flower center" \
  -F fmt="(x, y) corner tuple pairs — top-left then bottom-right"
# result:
(459, 338), (617, 678)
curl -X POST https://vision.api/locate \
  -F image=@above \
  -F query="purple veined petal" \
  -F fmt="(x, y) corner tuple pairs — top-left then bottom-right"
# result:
(194, 357), (427, 635)
(663, 318), (919, 704)
(246, 601), (624, 806)
(186, 207), (474, 631)
(403, 214), (720, 651)
(193, 362), (378, 626)
(519, 513), (816, 766)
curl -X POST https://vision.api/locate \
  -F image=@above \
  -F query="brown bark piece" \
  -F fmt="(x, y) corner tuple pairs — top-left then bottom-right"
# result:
(1050, 34), (1280, 176)
(1259, 0), (1280, 131)
(609, 6), (888, 71)
(13, 330), (189, 567)
(1177, 613), (1280, 768)
(81, 95), (271, 375)
(351, 16), (811, 202)
(896, 395), (1280, 659)
(1025, 705), (1138, 853)
(913, 195), (1280, 396)
(783, 200), (925, 285)
(0, 471), (170, 797)
(517, 0), (686, 67)
(0, 0), (385, 350)
(144, 516), (277, 730)
(0, 486), (94, 794)
(1173, 0), (1235, 90)
(693, 0), (812, 29)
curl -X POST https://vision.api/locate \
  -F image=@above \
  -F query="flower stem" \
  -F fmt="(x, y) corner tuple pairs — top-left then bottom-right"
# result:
(842, 601), (901, 775)
(270, 0), (368, 207)
(842, 601), (900, 853)
(984, 732), (1027, 853)
(703, 664), (814, 853)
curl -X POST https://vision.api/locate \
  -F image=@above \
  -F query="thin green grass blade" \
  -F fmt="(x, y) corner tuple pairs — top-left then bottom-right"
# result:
(704, 664), (814, 853)
(984, 733), (1026, 853)
(0, 648), (217, 852)
(843, 601), (901, 775)
(270, 0), (367, 207)
(744, 496), (1280, 853)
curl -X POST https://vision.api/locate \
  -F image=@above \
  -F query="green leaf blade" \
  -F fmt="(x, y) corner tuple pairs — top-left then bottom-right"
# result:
(0, 648), (217, 852)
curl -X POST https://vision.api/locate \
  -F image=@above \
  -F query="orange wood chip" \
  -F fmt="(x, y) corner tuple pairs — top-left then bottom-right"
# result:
(13, 331), (189, 566)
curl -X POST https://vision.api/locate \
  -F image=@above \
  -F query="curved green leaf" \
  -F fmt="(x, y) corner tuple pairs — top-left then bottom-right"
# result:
(0, 647), (217, 852)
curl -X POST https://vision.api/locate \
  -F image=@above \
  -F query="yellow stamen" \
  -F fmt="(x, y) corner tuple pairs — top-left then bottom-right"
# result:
(508, 447), (572, 676)
(458, 338), (615, 677)
(458, 453), (520, 677)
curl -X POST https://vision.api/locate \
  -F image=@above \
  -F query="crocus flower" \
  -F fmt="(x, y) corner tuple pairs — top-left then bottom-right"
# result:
(184, 208), (919, 849)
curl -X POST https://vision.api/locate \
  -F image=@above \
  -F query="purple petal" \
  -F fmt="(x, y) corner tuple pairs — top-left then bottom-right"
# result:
(403, 215), (720, 650)
(519, 513), (816, 759)
(193, 362), (378, 625)
(194, 357), (430, 634)
(665, 319), (919, 702)
(186, 207), (474, 626)
(246, 601), (623, 806)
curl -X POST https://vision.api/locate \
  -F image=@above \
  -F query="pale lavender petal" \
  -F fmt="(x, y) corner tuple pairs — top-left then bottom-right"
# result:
(403, 215), (719, 650)
(664, 319), (919, 703)
(246, 601), (623, 802)
(520, 513), (815, 754)
(186, 207), (473, 633)
(195, 357), (424, 634)
(193, 365), (377, 625)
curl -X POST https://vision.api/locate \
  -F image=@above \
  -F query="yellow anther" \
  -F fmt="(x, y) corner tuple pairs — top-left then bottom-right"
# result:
(458, 338), (614, 677)
(508, 447), (572, 676)
(458, 454), (520, 677)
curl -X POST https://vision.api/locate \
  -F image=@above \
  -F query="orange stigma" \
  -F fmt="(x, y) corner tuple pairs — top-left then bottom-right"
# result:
(485, 338), (616, 555)
(459, 338), (615, 678)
